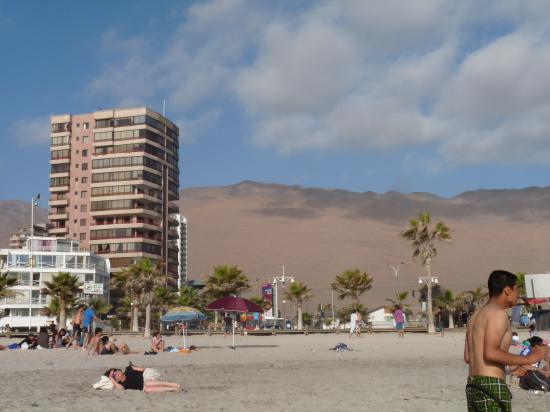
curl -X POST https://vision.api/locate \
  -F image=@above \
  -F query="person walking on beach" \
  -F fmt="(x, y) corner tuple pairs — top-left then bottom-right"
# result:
(223, 314), (232, 337)
(464, 270), (548, 411)
(393, 305), (405, 338)
(349, 310), (360, 338)
(67, 306), (84, 349)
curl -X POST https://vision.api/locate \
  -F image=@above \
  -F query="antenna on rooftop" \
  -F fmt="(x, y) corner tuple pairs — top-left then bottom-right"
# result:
(162, 99), (166, 116)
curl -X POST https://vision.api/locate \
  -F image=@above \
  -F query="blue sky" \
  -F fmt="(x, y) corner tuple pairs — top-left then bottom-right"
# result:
(1, 0), (550, 203)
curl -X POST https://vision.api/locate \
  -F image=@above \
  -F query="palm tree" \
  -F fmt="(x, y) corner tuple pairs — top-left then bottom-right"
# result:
(284, 282), (312, 330)
(467, 286), (488, 309)
(0, 273), (18, 299)
(203, 265), (250, 300)
(154, 286), (177, 314)
(331, 269), (373, 309)
(177, 285), (203, 309)
(248, 296), (264, 308)
(41, 272), (81, 329)
(435, 289), (459, 329)
(401, 211), (451, 334)
(516, 272), (527, 297)
(132, 259), (166, 338)
(114, 264), (144, 332)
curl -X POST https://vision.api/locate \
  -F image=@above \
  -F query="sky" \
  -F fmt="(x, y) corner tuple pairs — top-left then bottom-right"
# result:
(1, 0), (550, 202)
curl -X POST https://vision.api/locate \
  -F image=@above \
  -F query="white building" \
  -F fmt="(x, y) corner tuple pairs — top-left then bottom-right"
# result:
(172, 214), (188, 289)
(0, 236), (110, 331)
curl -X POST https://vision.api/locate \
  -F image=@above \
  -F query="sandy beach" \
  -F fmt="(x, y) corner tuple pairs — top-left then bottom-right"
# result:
(1, 331), (549, 412)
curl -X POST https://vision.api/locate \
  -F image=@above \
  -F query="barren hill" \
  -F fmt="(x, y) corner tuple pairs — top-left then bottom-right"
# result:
(181, 181), (550, 310)
(2, 182), (549, 311)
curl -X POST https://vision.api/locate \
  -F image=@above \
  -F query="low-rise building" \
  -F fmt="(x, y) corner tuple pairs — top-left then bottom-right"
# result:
(0, 236), (110, 331)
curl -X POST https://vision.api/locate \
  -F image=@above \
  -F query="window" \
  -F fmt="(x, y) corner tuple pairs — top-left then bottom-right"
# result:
(81, 177), (88, 183)
(81, 191), (87, 198)
(76, 150), (79, 154)
(80, 205), (87, 212)
(82, 149), (88, 157)
(74, 205), (78, 210)
(82, 163), (88, 171)
(80, 233), (86, 240)
(76, 136), (80, 141)
(82, 136), (89, 143)
(73, 233), (77, 238)
(80, 219), (87, 225)
(74, 219), (77, 224)
(74, 191), (78, 195)
(75, 164), (79, 168)
(83, 123), (89, 130)
(74, 177), (79, 182)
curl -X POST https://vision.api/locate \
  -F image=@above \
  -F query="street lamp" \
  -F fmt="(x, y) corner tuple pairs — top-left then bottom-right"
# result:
(31, 194), (40, 239)
(387, 262), (404, 293)
(271, 266), (295, 322)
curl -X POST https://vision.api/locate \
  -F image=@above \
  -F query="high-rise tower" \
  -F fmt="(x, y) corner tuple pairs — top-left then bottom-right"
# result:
(48, 107), (180, 286)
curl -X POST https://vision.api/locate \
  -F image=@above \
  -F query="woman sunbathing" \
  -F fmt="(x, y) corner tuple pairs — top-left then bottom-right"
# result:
(105, 364), (182, 393)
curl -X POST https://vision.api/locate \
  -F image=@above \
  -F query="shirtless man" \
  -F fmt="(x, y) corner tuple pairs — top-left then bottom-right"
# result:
(464, 270), (547, 411)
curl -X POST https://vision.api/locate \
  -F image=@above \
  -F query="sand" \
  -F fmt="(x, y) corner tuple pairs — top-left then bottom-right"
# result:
(1, 331), (549, 412)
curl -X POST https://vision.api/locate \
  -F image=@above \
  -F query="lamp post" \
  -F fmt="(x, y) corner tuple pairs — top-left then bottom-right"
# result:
(31, 194), (40, 239)
(418, 276), (439, 331)
(271, 266), (295, 324)
(388, 262), (404, 294)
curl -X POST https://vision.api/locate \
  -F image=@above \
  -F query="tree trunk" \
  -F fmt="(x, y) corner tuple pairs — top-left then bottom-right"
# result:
(132, 304), (139, 332)
(297, 302), (303, 330)
(449, 310), (455, 329)
(144, 303), (152, 338)
(59, 298), (66, 330)
(426, 263), (435, 334)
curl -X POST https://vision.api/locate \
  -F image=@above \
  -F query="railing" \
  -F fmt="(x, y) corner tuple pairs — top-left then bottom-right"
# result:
(7, 262), (96, 270)
(90, 234), (161, 241)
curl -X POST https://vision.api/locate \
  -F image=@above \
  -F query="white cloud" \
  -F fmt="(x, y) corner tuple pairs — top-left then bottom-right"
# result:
(9, 116), (50, 146)
(87, 0), (550, 166)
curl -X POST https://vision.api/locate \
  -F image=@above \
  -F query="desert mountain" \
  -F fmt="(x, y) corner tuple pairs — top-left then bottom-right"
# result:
(1, 182), (549, 311)
(181, 181), (550, 311)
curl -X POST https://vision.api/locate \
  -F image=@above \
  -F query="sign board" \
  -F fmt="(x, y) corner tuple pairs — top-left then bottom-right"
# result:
(525, 274), (550, 298)
(83, 282), (104, 295)
(262, 283), (273, 318)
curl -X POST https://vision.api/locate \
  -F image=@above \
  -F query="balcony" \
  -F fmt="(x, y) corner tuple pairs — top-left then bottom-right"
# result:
(50, 185), (69, 193)
(49, 198), (69, 206)
(48, 213), (68, 220)
(49, 227), (68, 235)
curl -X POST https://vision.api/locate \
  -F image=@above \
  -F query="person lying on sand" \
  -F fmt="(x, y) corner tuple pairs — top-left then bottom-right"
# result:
(105, 364), (182, 393)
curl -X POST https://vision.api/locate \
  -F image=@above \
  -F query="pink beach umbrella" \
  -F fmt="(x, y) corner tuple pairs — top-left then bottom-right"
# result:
(206, 297), (263, 348)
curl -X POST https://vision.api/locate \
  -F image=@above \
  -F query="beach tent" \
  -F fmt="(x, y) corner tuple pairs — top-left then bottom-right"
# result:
(206, 297), (263, 348)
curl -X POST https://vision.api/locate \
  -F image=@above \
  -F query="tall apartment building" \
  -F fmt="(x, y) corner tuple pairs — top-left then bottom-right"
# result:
(48, 107), (180, 287)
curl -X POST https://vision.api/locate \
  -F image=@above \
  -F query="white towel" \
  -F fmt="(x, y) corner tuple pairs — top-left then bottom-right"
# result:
(93, 375), (114, 390)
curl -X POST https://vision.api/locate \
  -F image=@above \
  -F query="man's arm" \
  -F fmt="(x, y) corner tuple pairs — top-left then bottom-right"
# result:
(484, 311), (547, 366)
(109, 378), (124, 390)
(464, 332), (470, 364)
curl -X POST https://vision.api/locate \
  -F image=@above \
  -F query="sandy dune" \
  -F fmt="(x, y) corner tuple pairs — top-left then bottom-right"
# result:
(1, 331), (549, 411)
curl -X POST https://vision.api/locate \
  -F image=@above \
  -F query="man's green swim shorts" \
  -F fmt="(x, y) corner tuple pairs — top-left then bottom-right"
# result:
(466, 375), (512, 412)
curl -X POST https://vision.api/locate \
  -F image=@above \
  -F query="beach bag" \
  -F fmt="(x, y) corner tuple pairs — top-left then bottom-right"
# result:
(519, 370), (550, 392)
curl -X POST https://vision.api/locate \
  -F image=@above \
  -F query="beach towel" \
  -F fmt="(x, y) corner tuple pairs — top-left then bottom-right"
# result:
(93, 376), (114, 390)
(466, 376), (511, 412)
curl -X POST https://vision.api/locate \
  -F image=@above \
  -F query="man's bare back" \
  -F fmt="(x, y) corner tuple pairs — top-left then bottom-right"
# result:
(465, 304), (512, 379)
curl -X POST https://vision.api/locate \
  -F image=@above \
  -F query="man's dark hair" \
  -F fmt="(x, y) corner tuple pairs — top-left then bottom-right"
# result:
(529, 336), (544, 347)
(488, 270), (517, 297)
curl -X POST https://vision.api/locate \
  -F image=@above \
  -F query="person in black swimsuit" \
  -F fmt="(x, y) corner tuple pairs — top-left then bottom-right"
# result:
(105, 364), (182, 393)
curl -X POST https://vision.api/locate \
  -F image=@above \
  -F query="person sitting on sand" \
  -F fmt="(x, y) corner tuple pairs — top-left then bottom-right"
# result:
(19, 333), (38, 350)
(86, 327), (103, 355)
(105, 364), (182, 393)
(519, 336), (550, 378)
(54, 328), (69, 348)
(150, 331), (165, 353)
(37, 327), (50, 349)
